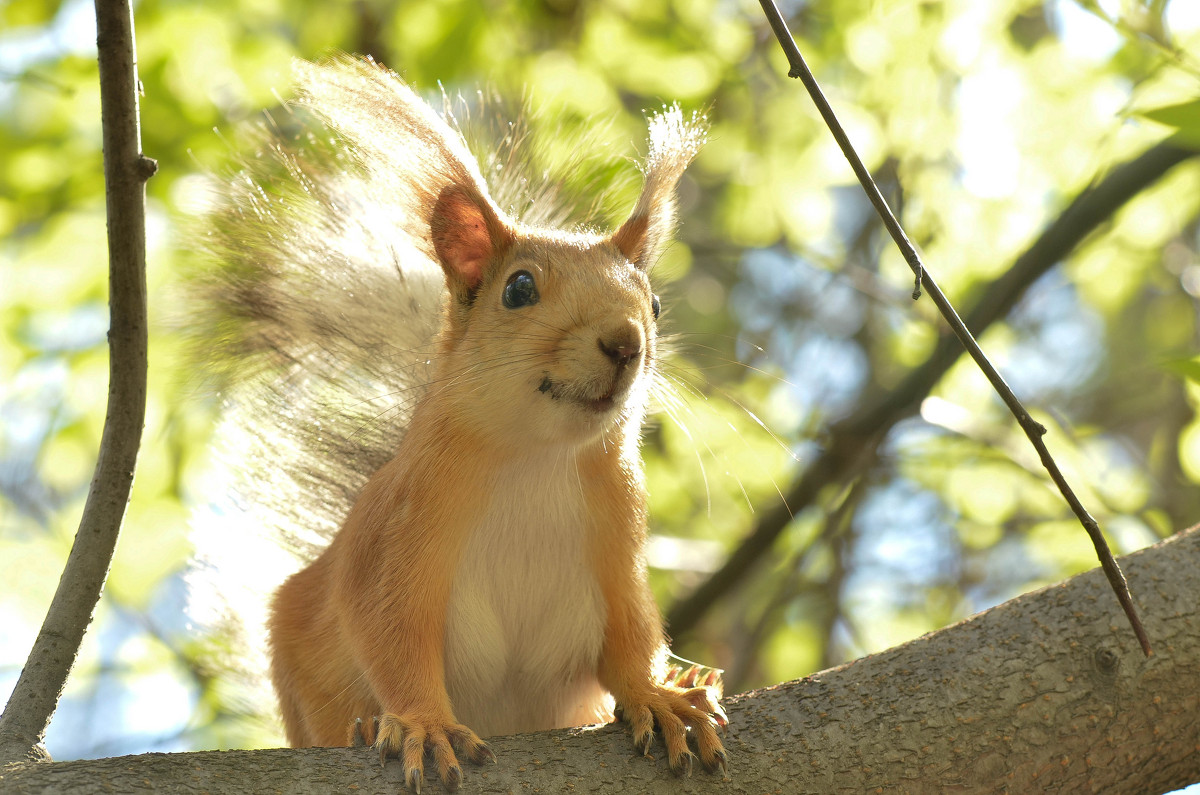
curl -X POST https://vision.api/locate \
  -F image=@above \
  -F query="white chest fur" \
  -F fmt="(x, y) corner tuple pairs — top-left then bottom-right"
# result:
(443, 454), (610, 737)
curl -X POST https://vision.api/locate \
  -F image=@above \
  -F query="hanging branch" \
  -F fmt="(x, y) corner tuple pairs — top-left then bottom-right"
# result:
(667, 140), (1191, 638)
(756, 0), (1151, 655)
(0, 0), (153, 764)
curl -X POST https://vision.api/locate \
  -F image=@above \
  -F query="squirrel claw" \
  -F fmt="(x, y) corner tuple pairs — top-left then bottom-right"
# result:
(711, 748), (729, 778)
(630, 720), (655, 757)
(352, 715), (381, 749)
(378, 741), (389, 770)
(684, 687), (728, 729)
(616, 684), (728, 778)
(374, 713), (486, 792)
(672, 749), (695, 778)
(475, 744), (497, 765)
(446, 724), (494, 766)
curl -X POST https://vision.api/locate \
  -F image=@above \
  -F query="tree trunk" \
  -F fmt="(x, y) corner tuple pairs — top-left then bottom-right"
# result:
(3, 527), (1198, 794)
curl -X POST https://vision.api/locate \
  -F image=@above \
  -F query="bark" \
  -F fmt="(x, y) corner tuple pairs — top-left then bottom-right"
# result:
(4, 527), (1198, 794)
(0, 0), (151, 764)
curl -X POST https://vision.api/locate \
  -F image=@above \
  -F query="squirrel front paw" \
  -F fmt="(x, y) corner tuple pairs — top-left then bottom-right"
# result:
(615, 669), (728, 777)
(355, 712), (495, 792)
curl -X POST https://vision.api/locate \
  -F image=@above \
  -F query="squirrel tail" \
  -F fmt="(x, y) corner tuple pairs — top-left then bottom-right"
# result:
(186, 57), (455, 740)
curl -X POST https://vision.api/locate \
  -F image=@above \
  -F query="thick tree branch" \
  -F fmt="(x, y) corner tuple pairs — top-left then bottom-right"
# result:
(667, 140), (1197, 640)
(0, 0), (152, 764)
(4, 527), (1197, 793)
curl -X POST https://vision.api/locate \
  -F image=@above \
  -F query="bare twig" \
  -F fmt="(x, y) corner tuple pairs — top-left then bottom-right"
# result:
(0, 0), (152, 763)
(752, 0), (1153, 655)
(667, 139), (1192, 638)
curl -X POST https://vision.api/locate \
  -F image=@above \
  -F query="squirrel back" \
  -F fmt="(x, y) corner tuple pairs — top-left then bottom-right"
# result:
(187, 56), (718, 771)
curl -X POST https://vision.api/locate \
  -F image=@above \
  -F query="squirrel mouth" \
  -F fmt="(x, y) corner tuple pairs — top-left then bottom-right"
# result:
(586, 392), (616, 413)
(539, 376), (620, 414)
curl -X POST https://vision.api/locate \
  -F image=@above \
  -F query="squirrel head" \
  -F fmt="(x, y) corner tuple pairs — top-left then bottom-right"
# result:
(425, 106), (706, 450)
(291, 57), (706, 451)
(427, 188), (659, 450)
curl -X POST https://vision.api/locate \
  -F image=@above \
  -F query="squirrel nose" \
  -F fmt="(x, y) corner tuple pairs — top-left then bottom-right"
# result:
(598, 325), (643, 368)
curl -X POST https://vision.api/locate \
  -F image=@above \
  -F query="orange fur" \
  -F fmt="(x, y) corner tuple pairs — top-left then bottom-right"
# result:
(254, 56), (722, 791)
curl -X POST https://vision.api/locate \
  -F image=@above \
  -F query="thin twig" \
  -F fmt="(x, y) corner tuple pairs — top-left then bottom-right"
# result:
(667, 140), (1191, 638)
(756, 0), (1151, 656)
(0, 0), (152, 763)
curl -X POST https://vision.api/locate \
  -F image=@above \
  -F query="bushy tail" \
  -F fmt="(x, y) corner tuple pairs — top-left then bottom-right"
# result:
(187, 56), (462, 739)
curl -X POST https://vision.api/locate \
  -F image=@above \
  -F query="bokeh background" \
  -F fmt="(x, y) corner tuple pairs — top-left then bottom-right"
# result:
(3, 0), (1199, 764)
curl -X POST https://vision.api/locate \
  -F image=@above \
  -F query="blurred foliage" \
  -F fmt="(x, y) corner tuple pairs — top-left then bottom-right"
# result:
(2, 0), (1199, 761)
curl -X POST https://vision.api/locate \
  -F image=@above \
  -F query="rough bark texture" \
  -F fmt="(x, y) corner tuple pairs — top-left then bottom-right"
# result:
(3, 527), (1198, 793)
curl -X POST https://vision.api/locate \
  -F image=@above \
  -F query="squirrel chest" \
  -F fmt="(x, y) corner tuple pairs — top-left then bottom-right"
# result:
(442, 454), (609, 737)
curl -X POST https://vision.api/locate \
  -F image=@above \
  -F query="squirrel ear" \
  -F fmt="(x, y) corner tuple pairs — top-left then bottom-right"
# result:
(431, 186), (512, 300)
(613, 213), (651, 267)
(612, 106), (707, 270)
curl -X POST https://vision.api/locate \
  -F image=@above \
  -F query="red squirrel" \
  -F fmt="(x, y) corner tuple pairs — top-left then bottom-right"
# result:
(196, 56), (725, 790)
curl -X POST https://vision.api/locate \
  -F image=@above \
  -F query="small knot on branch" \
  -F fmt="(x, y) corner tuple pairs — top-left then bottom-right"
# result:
(902, 251), (923, 300)
(1019, 414), (1047, 436)
(137, 156), (158, 180)
(1093, 647), (1120, 673)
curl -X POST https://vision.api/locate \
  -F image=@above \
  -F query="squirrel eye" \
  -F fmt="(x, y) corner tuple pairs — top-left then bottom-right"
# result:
(651, 293), (661, 320)
(502, 270), (539, 309)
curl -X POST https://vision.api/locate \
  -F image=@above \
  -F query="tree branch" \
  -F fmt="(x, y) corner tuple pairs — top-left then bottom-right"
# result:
(666, 74), (1197, 641)
(0, 0), (152, 764)
(4, 527), (1197, 793)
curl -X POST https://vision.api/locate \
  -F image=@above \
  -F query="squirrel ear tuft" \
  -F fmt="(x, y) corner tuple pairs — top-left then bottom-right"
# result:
(431, 186), (512, 299)
(613, 105), (707, 270)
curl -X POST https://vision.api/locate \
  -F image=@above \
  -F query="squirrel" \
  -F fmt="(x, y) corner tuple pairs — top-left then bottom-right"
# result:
(189, 55), (725, 790)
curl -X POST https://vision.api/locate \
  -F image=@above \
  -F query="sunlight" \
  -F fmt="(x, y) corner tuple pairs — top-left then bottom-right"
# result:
(1054, 0), (1122, 60)
(955, 1), (1132, 199)
(957, 64), (1024, 198)
(1167, 0), (1200, 34)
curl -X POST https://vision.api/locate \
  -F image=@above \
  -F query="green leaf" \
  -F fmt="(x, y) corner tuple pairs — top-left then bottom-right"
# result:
(1139, 99), (1200, 148)
(1161, 356), (1200, 385)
